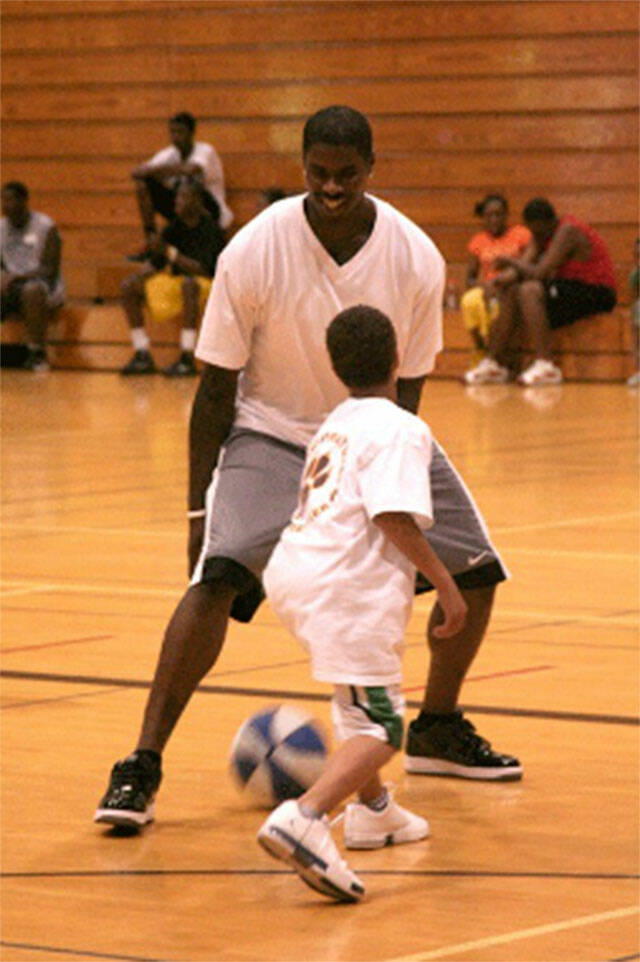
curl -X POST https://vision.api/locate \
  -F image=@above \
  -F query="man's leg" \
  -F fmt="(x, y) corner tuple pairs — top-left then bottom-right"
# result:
(162, 276), (199, 377)
(20, 280), (52, 371)
(138, 581), (235, 752)
(422, 584), (495, 714)
(405, 442), (522, 781)
(120, 272), (155, 374)
(94, 580), (235, 828)
(517, 278), (551, 360)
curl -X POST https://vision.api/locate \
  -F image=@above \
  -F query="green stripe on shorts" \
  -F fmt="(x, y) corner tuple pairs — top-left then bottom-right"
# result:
(363, 687), (404, 750)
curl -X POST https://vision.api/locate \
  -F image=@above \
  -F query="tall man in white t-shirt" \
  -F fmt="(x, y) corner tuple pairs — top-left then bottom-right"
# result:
(95, 106), (522, 831)
(130, 111), (232, 260)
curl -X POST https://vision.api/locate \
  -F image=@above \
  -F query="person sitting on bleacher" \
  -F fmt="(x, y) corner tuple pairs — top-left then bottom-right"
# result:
(464, 197), (617, 387)
(130, 111), (232, 261)
(1, 181), (65, 372)
(120, 178), (225, 378)
(460, 193), (531, 363)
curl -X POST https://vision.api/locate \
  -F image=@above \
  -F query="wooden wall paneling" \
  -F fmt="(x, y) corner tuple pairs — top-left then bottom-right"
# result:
(3, 113), (637, 160)
(3, 75), (637, 123)
(2, 1), (637, 51)
(2, 34), (636, 87)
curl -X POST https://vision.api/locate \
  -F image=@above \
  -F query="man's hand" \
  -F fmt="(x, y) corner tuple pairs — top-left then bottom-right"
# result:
(188, 515), (205, 577)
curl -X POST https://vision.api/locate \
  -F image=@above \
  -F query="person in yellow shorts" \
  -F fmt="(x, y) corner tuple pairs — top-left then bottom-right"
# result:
(120, 178), (225, 377)
(461, 194), (530, 362)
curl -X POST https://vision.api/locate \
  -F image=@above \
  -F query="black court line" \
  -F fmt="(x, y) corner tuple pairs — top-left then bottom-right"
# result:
(0, 941), (162, 962)
(2, 868), (638, 881)
(609, 955), (640, 962)
(1, 668), (638, 727)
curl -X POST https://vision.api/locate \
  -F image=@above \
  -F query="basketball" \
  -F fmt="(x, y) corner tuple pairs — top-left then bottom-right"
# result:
(229, 704), (328, 808)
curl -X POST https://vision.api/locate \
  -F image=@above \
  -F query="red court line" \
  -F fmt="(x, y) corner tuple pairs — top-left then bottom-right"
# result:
(402, 664), (554, 694)
(1, 634), (114, 655)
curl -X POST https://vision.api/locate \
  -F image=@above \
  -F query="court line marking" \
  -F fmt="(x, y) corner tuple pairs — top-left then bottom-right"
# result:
(494, 511), (638, 535)
(0, 940), (161, 962)
(1, 669), (638, 726)
(385, 905), (639, 962)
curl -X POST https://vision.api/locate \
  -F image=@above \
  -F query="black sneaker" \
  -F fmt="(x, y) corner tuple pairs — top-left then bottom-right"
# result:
(404, 711), (522, 781)
(162, 352), (197, 377)
(120, 350), (156, 376)
(94, 752), (162, 828)
(23, 348), (50, 372)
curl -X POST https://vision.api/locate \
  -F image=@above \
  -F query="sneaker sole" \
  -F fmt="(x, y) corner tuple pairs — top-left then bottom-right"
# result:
(257, 828), (363, 902)
(345, 822), (430, 849)
(94, 803), (155, 828)
(404, 756), (523, 781)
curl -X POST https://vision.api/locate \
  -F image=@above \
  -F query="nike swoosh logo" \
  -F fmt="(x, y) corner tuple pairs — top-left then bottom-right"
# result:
(467, 550), (491, 566)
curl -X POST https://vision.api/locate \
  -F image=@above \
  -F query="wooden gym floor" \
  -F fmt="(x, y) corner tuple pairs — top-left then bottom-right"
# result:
(1, 371), (638, 962)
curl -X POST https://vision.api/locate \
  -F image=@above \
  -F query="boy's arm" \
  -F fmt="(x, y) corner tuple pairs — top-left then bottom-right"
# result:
(373, 511), (467, 637)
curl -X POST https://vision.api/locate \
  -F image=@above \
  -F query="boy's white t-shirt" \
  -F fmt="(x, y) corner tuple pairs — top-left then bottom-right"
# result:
(263, 396), (433, 686)
(196, 194), (444, 447)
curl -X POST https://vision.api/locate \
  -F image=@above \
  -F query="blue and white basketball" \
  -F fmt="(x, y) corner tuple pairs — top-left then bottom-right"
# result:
(229, 704), (327, 808)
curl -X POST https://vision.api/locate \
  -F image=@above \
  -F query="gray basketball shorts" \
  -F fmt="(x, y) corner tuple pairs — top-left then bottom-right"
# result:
(191, 427), (508, 622)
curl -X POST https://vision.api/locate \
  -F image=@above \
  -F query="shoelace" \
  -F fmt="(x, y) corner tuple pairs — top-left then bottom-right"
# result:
(449, 716), (492, 752)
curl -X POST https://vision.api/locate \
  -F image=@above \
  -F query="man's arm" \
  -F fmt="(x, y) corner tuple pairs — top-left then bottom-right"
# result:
(396, 375), (426, 416)
(496, 227), (581, 281)
(188, 363), (239, 573)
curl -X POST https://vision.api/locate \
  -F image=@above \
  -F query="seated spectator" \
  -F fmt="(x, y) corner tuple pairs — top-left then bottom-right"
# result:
(120, 178), (225, 377)
(1, 181), (64, 372)
(130, 111), (232, 260)
(627, 237), (639, 387)
(464, 197), (617, 387)
(460, 194), (531, 362)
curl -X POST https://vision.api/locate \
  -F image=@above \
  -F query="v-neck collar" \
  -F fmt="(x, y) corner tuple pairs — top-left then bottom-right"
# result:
(300, 194), (378, 273)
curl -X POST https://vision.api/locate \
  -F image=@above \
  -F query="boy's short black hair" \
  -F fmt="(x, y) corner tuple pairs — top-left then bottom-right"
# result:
(523, 197), (556, 223)
(2, 181), (29, 201)
(326, 305), (397, 389)
(170, 111), (196, 132)
(303, 106), (373, 162)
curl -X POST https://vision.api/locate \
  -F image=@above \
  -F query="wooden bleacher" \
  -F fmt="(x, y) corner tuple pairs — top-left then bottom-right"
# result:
(1, 298), (633, 382)
(1, 0), (637, 380)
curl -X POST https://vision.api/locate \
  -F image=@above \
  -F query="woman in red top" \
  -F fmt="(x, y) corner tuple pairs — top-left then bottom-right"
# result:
(464, 197), (617, 386)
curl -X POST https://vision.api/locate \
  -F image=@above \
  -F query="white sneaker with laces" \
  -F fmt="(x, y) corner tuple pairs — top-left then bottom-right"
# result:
(257, 799), (364, 903)
(343, 796), (430, 850)
(463, 357), (509, 385)
(517, 359), (563, 386)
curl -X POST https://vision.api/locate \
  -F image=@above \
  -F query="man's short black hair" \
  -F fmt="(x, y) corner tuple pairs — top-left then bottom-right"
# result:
(326, 305), (397, 389)
(523, 197), (556, 223)
(170, 111), (196, 133)
(2, 181), (29, 201)
(303, 106), (373, 162)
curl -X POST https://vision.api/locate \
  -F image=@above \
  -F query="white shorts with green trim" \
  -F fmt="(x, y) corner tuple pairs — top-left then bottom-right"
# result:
(331, 685), (405, 750)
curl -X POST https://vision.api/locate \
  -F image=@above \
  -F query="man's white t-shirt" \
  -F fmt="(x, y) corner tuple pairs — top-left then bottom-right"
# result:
(196, 194), (445, 447)
(263, 396), (433, 686)
(148, 141), (233, 229)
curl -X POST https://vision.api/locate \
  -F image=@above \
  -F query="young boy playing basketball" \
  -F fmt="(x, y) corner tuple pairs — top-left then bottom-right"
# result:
(258, 305), (467, 902)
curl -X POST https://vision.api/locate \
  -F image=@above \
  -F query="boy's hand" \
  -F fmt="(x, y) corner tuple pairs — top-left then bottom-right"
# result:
(433, 582), (468, 638)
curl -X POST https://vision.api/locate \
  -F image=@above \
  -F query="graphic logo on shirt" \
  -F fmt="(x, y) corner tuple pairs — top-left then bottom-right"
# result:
(290, 431), (347, 530)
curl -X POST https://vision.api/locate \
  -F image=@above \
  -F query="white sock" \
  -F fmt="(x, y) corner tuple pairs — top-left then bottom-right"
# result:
(180, 329), (196, 352)
(131, 328), (150, 351)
